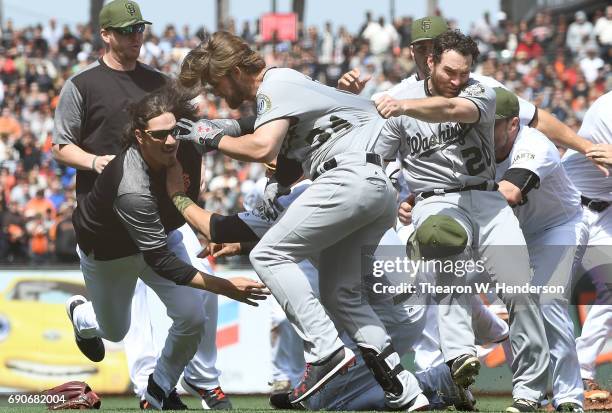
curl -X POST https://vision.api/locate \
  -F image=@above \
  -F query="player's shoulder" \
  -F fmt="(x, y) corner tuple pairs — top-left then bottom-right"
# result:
(117, 146), (152, 196)
(588, 91), (612, 116)
(67, 60), (103, 88)
(460, 78), (495, 100)
(263, 67), (308, 84)
(469, 72), (504, 89)
(514, 126), (558, 159)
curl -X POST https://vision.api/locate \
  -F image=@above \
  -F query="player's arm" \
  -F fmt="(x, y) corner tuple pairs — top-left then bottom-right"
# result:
(176, 117), (290, 163)
(166, 161), (259, 242)
(113, 193), (267, 304)
(217, 118), (290, 163)
(531, 108), (591, 154)
(375, 95), (480, 124)
(52, 79), (115, 173)
(497, 169), (540, 207)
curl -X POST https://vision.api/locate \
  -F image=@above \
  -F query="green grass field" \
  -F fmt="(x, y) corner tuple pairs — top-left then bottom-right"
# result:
(0, 394), (515, 413)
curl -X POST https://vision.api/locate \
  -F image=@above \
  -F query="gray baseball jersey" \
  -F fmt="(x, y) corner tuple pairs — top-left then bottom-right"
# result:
(495, 125), (582, 236)
(254, 68), (386, 178)
(375, 79), (497, 193)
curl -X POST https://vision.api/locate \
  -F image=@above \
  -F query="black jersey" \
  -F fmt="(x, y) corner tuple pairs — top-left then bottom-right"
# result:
(72, 145), (197, 285)
(53, 58), (167, 199)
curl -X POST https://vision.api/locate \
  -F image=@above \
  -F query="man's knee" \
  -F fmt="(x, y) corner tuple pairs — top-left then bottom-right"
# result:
(170, 300), (206, 335)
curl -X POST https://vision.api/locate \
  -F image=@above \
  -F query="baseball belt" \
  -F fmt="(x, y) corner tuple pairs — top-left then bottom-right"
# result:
(581, 195), (610, 212)
(312, 153), (383, 180)
(419, 181), (499, 199)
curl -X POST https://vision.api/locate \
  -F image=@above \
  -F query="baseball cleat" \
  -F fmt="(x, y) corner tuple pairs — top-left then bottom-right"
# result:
(556, 402), (584, 412)
(406, 393), (430, 412)
(180, 376), (232, 409)
(65, 295), (105, 362)
(450, 354), (481, 388)
(269, 392), (294, 410)
(143, 374), (187, 410)
(454, 386), (478, 411)
(288, 346), (356, 405)
(505, 398), (539, 412)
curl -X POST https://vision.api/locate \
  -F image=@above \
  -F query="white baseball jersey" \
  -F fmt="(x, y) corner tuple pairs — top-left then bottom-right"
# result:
(255, 68), (386, 178)
(375, 79), (497, 193)
(495, 126), (582, 235)
(562, 91), (612, 202)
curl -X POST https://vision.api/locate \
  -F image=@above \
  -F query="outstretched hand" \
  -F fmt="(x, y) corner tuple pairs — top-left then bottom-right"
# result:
(337, 68), (372, 95)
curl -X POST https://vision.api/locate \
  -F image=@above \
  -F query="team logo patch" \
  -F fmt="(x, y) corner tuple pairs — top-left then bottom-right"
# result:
(462, 83), (485, 97)
(512, 150), (535, 164)
(421, 19), (432, 32)
(256, 94), (272, 117)
(125, 2), (137, 15)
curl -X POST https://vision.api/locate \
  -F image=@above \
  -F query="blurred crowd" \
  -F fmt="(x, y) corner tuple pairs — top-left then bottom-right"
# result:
(0, 5), (610, 264)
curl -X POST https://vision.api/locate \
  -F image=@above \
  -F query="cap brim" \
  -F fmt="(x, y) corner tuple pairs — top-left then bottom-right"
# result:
(111, 19), (152, 28)
(411, 37), (433, 44)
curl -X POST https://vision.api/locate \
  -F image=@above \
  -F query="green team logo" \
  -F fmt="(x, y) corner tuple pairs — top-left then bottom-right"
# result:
(256, 94), (271, 117)
(421, 19), (432, 32)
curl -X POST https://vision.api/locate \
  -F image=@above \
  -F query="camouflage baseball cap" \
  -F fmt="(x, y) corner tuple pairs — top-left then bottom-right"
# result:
(494, 87), (519, 119)
(99, 0), (152, 29)
(411, 215), (468, 260)
(411, 16), (449, 44)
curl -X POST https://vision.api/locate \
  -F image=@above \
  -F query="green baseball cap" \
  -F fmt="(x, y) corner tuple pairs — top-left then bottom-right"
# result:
(413, 215), (468, 260)
(411, 16), (449, 44)
(494, 87), (520, 119)
(99, 0), (152, 29)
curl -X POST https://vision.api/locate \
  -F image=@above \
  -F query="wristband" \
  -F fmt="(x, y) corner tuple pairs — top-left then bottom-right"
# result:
(91, 155), (98, 172)
(209, 134), (223, 150)
(172, 191), (195, 214)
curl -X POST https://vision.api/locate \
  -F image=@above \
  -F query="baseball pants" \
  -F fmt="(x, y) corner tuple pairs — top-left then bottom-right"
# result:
(575, 206), (612, 380)
(123, 224), (221, 397)
(73, 239), (207, 395)
(412, 190), (550, 403)
(250, 153), (422, 408)
(525, 211), (588, 407)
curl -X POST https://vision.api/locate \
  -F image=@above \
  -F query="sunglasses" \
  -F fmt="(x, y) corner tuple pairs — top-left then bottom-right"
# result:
(110, 23), (146, 35)
(143, 127), (180, 141)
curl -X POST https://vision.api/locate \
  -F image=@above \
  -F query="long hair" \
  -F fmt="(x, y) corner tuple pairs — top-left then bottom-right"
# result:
(179, 31), (265, 89)
(122, 80), (197, 149)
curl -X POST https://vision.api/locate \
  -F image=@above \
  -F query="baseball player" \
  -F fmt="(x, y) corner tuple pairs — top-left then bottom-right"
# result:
(373, 30), (550, 413)
(563, 91), (612, 397)
(64, 87), (268, 410)
(51, 1), (232, 408)
(165, 163), (511, 411)
(493, 88), (588, 412)
(177, 31), (429, 411)
(340, 16), (610, 173)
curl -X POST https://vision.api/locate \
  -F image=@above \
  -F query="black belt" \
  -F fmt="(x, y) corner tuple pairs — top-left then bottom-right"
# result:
(419, 182), (499, 199)
(312, 153), (383, 180)
(581, 195), (610, 212)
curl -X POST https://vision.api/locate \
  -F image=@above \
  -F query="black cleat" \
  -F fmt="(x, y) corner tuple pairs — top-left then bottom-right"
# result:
(450, 354), (480, 388)
(65, 295), (105, 362)
(556, 402), (583, 412)
(269, 392), (295, 410)
(180, 377), (232, 409)
(288, 346), (356, 405)
(143, 374), (188, 410)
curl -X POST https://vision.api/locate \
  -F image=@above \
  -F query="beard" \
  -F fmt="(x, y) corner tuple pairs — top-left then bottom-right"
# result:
(430, 68), (463, 98)
(225, 76), (248, 109)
